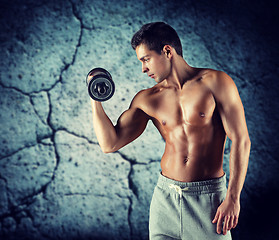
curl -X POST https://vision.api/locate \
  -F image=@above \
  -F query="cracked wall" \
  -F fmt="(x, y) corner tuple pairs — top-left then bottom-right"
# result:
(0, 0), (278, 239)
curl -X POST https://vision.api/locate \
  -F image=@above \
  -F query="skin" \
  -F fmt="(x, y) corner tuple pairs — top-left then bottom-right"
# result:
(91, 43), (251, 235)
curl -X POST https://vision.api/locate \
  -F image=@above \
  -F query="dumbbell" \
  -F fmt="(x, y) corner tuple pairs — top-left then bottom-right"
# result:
(86, 68), (115, 102)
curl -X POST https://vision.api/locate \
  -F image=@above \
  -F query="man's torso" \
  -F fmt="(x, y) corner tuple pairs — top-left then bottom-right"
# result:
(139, 69), (226, 182)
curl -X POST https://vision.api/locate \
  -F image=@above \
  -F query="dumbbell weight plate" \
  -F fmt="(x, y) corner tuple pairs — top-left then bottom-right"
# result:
(86, 68), (112, 85)
(86, 68), (115, 102)
(88, 74), (115, 101)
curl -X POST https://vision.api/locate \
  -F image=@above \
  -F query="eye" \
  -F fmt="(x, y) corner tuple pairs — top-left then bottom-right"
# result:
(144, 58), (150, 62)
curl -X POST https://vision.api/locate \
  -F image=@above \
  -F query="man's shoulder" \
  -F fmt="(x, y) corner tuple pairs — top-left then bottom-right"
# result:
(200, 69), (239, 105)
(133, 87), (151, 101)
(130, 87), (153, 109)
(134, 83), (163, 100)
(130, 84), (162, 114)
(199, 68), (222, 80)
(200, 69), (234, 89)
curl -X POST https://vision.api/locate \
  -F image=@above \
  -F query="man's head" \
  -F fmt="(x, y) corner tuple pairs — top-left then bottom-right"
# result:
(131, 22), (183, 57)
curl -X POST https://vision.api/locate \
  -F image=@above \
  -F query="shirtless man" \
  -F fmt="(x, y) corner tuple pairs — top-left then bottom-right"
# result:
(91, 22), (251, 239)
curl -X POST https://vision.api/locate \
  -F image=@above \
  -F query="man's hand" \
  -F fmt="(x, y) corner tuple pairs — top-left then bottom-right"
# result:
(212, 196), (240, 235)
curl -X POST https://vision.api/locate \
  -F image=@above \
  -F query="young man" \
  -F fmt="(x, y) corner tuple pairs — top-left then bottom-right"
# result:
(91, 22), (251, 239)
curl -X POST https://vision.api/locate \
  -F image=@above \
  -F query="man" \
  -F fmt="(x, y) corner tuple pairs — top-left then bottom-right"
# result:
(91, 22), (250, 239)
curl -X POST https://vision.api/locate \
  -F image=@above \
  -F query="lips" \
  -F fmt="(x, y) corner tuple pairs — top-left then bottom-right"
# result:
(148, 74), (155, 78)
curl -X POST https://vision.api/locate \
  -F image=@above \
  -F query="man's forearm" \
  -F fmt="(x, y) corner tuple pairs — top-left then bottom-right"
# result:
(227, 137), (251, 201)
(91, 100), (117, 153)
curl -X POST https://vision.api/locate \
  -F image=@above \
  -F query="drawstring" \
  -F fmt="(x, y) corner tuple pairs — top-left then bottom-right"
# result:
(169, 184), (189, 197)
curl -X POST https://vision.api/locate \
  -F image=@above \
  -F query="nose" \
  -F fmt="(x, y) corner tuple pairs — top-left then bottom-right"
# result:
(142, 63), (148, 73)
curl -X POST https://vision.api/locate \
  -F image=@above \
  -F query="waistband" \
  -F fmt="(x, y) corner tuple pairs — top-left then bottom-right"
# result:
(156, 172), (227, 195)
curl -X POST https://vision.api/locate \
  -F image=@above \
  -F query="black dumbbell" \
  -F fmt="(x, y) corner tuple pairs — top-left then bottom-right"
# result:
(86, 68), (115, 102)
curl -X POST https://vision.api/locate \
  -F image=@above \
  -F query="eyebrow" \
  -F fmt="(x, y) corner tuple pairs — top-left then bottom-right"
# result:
(139, 55), (150, 61)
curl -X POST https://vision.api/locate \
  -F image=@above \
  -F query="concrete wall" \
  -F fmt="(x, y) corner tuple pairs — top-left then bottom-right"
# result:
(0, 0), (278, 239)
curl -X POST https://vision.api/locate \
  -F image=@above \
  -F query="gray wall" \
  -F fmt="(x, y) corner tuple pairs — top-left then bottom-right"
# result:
(0, 0), (278, 239)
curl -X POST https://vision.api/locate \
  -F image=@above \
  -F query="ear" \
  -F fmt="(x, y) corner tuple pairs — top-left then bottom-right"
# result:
(163, 45), (173, 59)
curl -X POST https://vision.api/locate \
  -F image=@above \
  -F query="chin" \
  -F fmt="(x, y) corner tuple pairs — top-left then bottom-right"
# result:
(154, 76), (161, 82)
(156, 78), (165, 83)
(155, 79), (161, 84)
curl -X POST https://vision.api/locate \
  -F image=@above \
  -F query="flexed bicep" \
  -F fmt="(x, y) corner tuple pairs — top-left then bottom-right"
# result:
(113, 107), (150, 151)
(92, 89), (150, 153)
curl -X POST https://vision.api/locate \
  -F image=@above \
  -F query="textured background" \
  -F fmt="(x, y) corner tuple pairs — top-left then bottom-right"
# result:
(0, 0), (278, 239)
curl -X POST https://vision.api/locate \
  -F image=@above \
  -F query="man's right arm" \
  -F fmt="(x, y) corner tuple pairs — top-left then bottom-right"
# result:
(91, 91), (150, 153)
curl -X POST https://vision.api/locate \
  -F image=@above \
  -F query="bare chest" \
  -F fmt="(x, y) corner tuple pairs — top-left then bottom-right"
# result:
(146, 82), (216, 129)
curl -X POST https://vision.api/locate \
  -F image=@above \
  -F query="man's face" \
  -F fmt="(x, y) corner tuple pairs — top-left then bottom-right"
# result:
(136, 43), (171, 83)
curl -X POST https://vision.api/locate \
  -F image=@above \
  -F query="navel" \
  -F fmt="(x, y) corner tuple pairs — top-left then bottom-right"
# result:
(183, 156), (189, 164)
(199, 112), (205, 118)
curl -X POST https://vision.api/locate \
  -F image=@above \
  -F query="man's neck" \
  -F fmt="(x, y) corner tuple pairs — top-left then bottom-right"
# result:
(165, 56), (196, 90)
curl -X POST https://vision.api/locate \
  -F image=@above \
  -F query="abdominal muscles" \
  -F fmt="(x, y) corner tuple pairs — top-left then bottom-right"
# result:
(160, 119), (226, 182)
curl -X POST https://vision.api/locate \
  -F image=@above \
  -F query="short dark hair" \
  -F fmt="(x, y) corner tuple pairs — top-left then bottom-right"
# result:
(131, 22), (183, 57)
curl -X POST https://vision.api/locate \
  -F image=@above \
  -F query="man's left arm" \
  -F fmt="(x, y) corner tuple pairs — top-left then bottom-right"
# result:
(209, 71), (251, 235)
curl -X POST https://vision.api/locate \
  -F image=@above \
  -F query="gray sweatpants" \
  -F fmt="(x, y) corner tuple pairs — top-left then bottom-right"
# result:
(149, 173), (232, 240)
